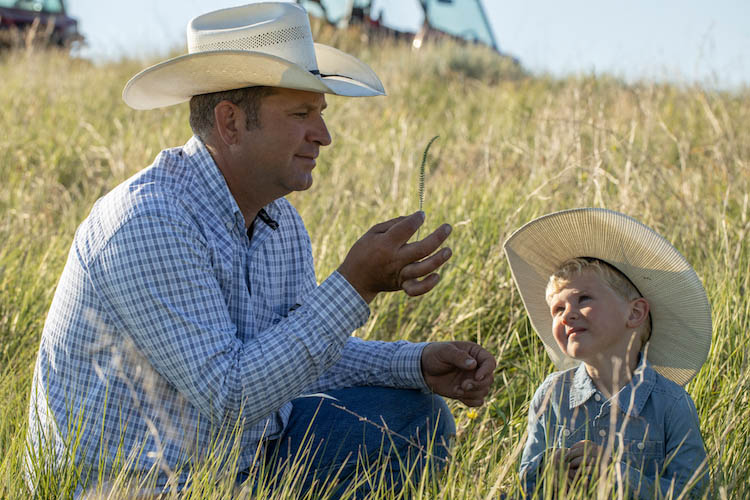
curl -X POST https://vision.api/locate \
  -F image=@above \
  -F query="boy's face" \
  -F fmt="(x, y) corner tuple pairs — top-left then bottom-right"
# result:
(546, 270), (639, 366)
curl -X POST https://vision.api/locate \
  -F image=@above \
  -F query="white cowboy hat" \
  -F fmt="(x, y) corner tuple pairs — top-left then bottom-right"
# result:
(122, 2), (385, 110)
(503, 208), (712, 386)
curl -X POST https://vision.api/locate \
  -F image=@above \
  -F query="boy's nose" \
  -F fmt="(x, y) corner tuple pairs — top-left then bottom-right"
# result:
(561, 306), (579, 324)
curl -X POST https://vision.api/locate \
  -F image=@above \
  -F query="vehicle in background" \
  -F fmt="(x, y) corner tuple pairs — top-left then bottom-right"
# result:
(297, 0), (504, 56)
(0, 0), (82, 49)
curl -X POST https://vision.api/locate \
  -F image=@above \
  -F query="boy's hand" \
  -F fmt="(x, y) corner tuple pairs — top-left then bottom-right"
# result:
(550, 447), (570, 469)
(420, 341), (496, 407)
(565, 440), (609, 481)
(548, 448), (571, 489)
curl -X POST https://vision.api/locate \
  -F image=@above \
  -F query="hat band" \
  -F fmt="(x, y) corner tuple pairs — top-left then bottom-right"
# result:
(191, 25), (311, 54)
(310, 69), (348, 79)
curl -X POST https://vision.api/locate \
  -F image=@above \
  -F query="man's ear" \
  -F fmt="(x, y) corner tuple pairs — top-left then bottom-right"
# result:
(626, 298), (650, 329)
(213, 100), (243, 146)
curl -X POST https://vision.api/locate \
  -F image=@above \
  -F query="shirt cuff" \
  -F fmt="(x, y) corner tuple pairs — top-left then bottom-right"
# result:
(391, 342), (430, 391)
(304, 271), (370, 342)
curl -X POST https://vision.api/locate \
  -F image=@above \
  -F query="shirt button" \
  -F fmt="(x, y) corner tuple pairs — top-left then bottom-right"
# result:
(637, 442), (645, 450)
(225, 221), (233, 231)
(563, 429), (571, 436)
(594, 393), (602, 402)
(598, 429), (606, 438)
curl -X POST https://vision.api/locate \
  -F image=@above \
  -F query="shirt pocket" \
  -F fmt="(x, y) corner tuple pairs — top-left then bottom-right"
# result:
(554, 423), (589, 448)
(618, 438), (664, 476)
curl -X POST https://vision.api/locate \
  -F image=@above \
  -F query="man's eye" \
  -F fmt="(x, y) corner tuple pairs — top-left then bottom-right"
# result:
(579, 295), (591, 302)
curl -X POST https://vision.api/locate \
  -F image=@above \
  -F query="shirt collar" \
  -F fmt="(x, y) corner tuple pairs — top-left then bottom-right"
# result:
(570, 363), (597, 408)
(616, 356), (656, 417)
(184, 136), (244, 227)
(569, 356), (656, 417)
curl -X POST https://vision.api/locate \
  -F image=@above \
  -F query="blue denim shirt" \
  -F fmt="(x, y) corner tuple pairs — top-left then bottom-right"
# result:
(520, 359), (708, 498)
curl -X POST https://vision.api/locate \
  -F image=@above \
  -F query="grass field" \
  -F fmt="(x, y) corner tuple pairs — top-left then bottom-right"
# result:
(1, 25), (749, 499)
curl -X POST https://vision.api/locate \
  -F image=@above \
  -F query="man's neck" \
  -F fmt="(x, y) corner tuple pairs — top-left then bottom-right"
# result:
(205, 140), (274, 229)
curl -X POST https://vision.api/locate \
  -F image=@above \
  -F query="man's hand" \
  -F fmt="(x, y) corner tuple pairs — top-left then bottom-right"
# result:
(337, 212), (452, 303)
(420, 341), (496, 407)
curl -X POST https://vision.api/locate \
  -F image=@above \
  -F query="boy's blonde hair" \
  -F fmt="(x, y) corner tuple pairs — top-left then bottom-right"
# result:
(546, 257), (652, 346)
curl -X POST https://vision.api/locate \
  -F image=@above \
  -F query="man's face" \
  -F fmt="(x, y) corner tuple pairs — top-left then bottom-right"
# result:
(236, 88), (331, 198)
(546, 270), (637, 366)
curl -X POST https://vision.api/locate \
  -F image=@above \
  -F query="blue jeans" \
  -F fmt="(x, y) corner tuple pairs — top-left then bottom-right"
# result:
(249, 387), (455, 498)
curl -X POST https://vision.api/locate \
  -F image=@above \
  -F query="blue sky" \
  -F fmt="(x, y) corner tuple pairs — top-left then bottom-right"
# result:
(65, 0), (749, 91)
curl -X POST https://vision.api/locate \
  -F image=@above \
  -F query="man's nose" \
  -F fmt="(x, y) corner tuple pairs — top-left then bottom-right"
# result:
(309, 115), (332, 146)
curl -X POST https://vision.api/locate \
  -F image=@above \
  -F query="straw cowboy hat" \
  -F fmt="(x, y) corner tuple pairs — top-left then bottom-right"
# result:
(504, 208), (712, 385)
(123, 2), (385, 110)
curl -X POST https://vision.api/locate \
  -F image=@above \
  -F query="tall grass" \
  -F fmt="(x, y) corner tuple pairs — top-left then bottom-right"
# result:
(1, 26), (748, 499)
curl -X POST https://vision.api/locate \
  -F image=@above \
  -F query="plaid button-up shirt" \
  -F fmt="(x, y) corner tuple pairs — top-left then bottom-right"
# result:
(27, 136), (428, 493)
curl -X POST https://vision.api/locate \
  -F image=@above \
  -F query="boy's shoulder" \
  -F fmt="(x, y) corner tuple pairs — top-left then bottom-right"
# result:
(647, 365), (692, 402)
(531, 366), (579, 403)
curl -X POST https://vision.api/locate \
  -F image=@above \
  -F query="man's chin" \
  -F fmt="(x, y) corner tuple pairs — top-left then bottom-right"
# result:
(292, 177), (313, 192)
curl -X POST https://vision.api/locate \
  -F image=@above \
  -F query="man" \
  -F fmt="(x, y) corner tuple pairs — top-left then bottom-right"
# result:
(26, 3), (496, 497)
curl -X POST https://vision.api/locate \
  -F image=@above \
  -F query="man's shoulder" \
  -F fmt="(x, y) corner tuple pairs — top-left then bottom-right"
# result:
(105, 152), (194, 215)
(77, 144), (205, 257)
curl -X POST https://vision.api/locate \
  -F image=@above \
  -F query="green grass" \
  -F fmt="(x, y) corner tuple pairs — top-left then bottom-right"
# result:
(1, 28), (749, 499)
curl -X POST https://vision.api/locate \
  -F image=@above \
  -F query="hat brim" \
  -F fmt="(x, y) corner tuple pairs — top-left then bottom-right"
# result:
(123, 43), (385, 110)
(503, 208), (712, 385)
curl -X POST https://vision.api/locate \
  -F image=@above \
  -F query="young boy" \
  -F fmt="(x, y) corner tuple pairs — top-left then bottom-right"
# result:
(503, 208), (711, 499)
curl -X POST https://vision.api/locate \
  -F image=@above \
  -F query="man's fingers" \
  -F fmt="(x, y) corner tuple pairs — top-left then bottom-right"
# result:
(473, 348), (497, 382)
(368, 215), (409, 235)
(383, 211), (425, 245)
(399, 223), (452, 263)
(400, 247), (452, 282)
(460, 397), (485, 407)
(401, 273), (441, 297)
(460, 377), (492, 393)
(457, 381), (491, 405)
(439, 343), (479, 371)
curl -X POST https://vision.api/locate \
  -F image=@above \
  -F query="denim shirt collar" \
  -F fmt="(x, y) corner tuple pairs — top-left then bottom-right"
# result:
(569, 355), (657, 417)
(183, 136), (281, 233)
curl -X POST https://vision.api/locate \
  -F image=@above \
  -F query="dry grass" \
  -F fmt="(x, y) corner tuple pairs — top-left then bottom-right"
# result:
(1, 28), (748, 499)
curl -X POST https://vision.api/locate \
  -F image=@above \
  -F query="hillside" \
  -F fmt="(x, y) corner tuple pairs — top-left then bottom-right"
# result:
(1, 30), (748, 499)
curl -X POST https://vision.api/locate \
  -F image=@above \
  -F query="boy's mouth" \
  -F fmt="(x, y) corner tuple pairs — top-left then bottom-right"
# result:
(567, 327), (586, 337)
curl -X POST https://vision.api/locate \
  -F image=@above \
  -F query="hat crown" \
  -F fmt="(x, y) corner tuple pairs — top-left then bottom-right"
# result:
(187, 2), (318, 72)
(503, 208), (712, 386)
